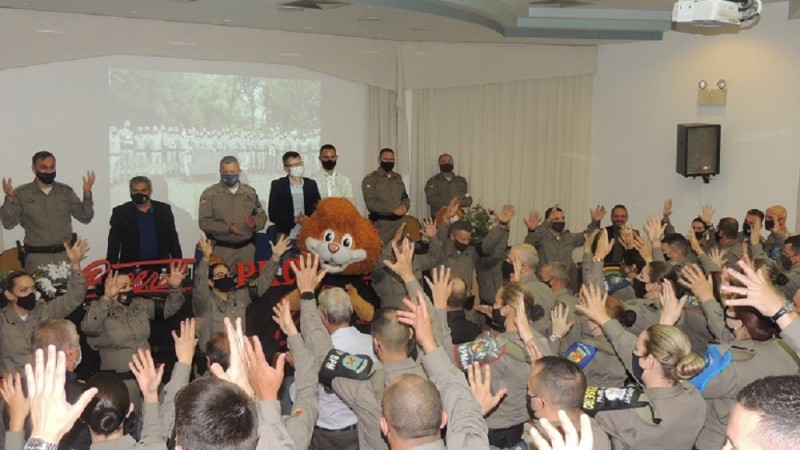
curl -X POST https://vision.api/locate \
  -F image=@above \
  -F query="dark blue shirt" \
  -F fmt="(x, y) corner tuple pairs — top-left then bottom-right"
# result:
(136, 207), (158, 261)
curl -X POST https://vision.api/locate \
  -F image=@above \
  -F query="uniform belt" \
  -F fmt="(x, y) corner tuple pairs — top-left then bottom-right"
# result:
(368, 212), (402, 222)
(214, 239), (252, 249)
(315, 424), (357, 432)
(24, 243), (67, 254)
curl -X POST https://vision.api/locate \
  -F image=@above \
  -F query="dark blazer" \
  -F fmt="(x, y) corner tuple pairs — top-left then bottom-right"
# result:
(106, 200), (182, 263)
(268, 177), (321, 237)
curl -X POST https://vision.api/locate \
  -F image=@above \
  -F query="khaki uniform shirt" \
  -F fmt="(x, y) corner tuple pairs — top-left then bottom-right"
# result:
(439, 224), (509, 294)
(520, 273), (556, 337)
(372, 236), (444, 308)
(781, 317), (800, 354)
(192, 258), (279, 349)
(0, 270), (87, 374)
(82, 288), (184, 372)
(88, 403), (166, 450)
(485, 332), (534, 430)
(597, 321), (707, 450)
(0, 181), (93, 245)
(198, 182), (267, 243)
(424, 173), (472, 216)
(525, 219), (599, 292)
(362, 168), (410, 217)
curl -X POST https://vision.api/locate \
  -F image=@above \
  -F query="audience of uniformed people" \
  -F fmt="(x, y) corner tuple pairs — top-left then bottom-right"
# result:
(2, 146), (800, 450)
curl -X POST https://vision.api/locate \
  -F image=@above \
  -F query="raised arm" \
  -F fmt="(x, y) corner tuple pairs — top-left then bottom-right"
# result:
(254, 235), (290, 296)
(42, 239), (89, 320)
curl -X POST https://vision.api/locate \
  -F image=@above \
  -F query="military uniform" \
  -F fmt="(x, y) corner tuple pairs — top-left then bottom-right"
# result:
(523, 416), (612, 450)
(438, 223), (509, 295)
(0, 181), (93, 272)
(88, 402), (166, 450)
(192, 257), (279, 350)
(0, 270), (87, 374)
(519, 272), (556, 337)
(361, 167), (410, 243)
(198, 182), (268, 267)
(525, 219), (599, 292)
(781, 317), (800, 354)
(371, 235), (444, 308)
(695, 338), (800, 450)
(596, 320), (707, 450)
(424, 173), (472, 217)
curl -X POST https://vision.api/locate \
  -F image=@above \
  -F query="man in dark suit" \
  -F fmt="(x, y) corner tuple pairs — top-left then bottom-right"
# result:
(268, 151), (321, 244)
(106, 175), (182, 263)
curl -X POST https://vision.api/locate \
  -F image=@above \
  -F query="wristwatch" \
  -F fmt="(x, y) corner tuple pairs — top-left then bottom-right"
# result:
(770, 300), (795, 322)
(25, 438), (58, 450)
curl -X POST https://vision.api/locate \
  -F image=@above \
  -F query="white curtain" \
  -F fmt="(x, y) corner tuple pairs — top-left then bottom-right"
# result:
(411, 75), (594, 244)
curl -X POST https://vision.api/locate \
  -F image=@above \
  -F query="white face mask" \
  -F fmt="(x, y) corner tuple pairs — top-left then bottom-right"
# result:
(289, 166), (305, 178)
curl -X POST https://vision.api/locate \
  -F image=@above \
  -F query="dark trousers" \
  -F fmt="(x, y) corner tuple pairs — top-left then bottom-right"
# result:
(311, 425), (359, 450)
(488, 423), (524, 449)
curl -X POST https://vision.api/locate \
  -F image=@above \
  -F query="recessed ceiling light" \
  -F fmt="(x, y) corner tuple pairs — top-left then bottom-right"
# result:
(412, 26), (433, 32)
(358, 16), (382, 21)
(35, 29), (63, 34)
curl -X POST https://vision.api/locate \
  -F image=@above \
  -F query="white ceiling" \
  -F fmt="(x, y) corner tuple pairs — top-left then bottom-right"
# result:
(0, 0), (681, 44)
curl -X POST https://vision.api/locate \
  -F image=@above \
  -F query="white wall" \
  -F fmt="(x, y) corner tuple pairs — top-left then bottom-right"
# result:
(592, 2), (800, 233)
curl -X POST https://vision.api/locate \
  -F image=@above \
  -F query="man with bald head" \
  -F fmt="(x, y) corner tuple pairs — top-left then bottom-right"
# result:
(445, 276), (481, 344)
(764, 205), (790, 261)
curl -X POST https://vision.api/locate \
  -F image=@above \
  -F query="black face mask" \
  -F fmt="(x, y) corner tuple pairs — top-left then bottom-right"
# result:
(631, 353), (645, 381)
(380, 161), (395, 172)
(35, 171), (56, 185)
(501, 260), (515, 281)
(131, 193), (149, 205)
(780, 255), (794, 271)
(213, 276), (236, 293)
(715, 230), (724, 242)
(491, 308), (506, 331)
(453, 241), (469, 253)
(633, 278), (648, 298)
(694, 231), (705, 241)
(414, 241), (430, 255)
(321, 159), (337, 171)
(742, 223), (752, 236)
(439, 163), (454, 173)
(663, 253), (671, 262)
(118, 291), (134, 306)
(550, 222), (566, 233)
(16, 293), (37, 311)
(765, 219), (775, 231)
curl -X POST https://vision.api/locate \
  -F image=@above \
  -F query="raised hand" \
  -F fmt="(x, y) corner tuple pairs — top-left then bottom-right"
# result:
(383, 238), (415, 282)
(495, 204), (516, 226)
(594, 228), (615, 261)
(514, 296), (534, 344)
(583, 228), (601, 254)
(530, 411), (594, 450)
(619, 226), (635, 250)
(172, 319), (197, 365)
(64, 237), (89, 268)
(421, 217), (437, 238)
(391, 222), (407, 243)
(524, 210), (541, 231)
(708, 246), (726, 268)
(130, 349), (164, 404)
(1, 372), (29, 431)
(576, 284), (610, 326)
(290, 253), (327, 294)
(688, 227), (704, 255)
(721, 261), (788, 319)
(632, 233), (652, 263)
(467, 363), (507, 415)
(270, 235), (292, 261)
(209, 317), (253, 397)
(510, 256), (523, 282)
(272, 298), (298, 336)
(679, 264), (714, 301)
(396, 292), (437, 354)
(551, 303), (574, 340)
(197, 237), (214, 260)
(644, 215), (666, 243)
(25, 346), (98, 445)
(2, 177), (15, 197)
(424, 265), (453, 310)
(103, 271), (123, 300)
(590, 205), (606, 223)
(82, 170), (96, 194)
(700, 205), (715, 226)
(662, 199), (673, 220)
(243, 335), (286, 401)
(168, 262), (188, 288)
(658, 281), (686, 326)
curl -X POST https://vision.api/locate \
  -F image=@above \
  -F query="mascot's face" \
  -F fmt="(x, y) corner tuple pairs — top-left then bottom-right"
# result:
(305, 229), (367, 274)
(298, 198), (382, 275)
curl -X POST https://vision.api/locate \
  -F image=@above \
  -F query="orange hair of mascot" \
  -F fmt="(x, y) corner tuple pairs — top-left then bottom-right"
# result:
(298, 198), (382, 275)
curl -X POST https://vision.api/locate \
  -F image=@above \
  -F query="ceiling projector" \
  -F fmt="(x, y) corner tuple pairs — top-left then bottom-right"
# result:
(672, 0), (762, 27)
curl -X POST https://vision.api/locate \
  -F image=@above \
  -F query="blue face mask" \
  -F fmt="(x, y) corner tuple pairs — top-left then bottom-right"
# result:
(221, 174), (239, 187)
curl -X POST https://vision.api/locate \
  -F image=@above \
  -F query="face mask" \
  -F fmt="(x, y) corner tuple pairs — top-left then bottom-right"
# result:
(16, 293), (37, 311)
(694, 231), (705, 241)
(36, 171), (56, 185)
(663, 252), (671, 262)
(715, 231), (723, 242)
(551, 222), (566, 233)
(289, 166), (304, 178)
(742, 223), (752, 236)
(631, 353), (645, 381)
(321, 159), (336, 171)
(380, 161), (395, 172)
(118, 291), (134, 306)
(633, 278), (648, 298)
(131, 193), (149, 205)
(765, 219), (775, 231)
(221, 174), (239, 187)
(780, 255), (794, 271)
(491, 308), (506, 331)
(414, 241), (430, 255)
(501, 260), (515, 281)
(453, 241), (469, 253)
(439, 164), (454, 173)
(213, 276), (236, 293)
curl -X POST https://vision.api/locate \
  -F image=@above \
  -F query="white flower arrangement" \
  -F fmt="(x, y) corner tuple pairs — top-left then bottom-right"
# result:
(33, 261), (72, 301)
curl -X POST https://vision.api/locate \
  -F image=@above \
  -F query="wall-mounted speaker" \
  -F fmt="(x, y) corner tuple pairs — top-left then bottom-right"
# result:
(676, 123), (721, 179)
